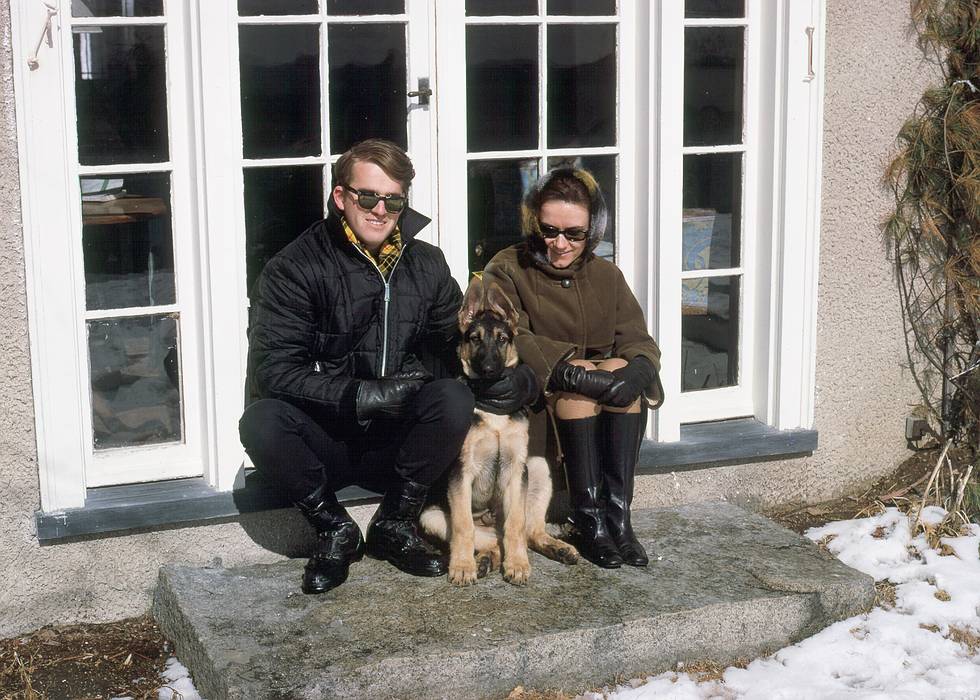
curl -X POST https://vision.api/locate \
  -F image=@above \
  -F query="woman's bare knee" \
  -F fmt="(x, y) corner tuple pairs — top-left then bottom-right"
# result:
(597, 357), (627, 371)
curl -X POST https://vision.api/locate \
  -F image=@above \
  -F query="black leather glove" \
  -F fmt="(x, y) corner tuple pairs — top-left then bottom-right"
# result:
(355, 370), (430, 422)
(598, 356), (658, 408)
(547, 360), (618, 401)
(471, 365), (540, 415)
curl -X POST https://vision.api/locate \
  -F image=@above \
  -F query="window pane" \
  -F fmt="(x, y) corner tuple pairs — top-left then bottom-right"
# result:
(547, 24), (616, 148)
(682, 276), (739, 391)
(327, 0), (403, 14)
(467, 26), (538, 152)
(685, 0), (744, 18)
(468, 159), (539, 272)
(88, 314), (182, 449)
(547, 154), (616, 261)
(548, 0), (616, 15)
(240, 25), (321, 159)
(72, 1), (163, 17)
(682, 153), (741, 269)
(239, 0), (318, 15)
(328, 24), (407, 153)
(684, 27), (744, 147)
(82, 173), (174, 310)
(73, 26), (168, 165)
(244, 166), (324, 297)
(466, 0), (536, 15)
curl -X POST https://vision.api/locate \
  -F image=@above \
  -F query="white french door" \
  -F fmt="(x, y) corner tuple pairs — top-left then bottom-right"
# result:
(202, 0), (438, 490)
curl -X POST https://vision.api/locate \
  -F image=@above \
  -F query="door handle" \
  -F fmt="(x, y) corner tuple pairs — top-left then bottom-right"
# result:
(408, 77), (432, 106)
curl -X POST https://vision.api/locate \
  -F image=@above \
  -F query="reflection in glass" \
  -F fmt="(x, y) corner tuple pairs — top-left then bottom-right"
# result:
(73, 26), (168, 165)
(685, 0), (745, 18)
(681, 276), (739, 391)
(548, 24), (616, 148)
(88, 313), (182, 449)
(238, 0), (318, 15)
(682, 153), (741, 269)
(467, 26), (538, 152)
(684, 27), (744, 147)
(466, 0), (535, 15)
(240, 26), (321, 159)
(82, 172), (174, 310)
(72, 0), (163, 16)
(328, 0), (403, 13)
(244, 166), (324, 297)
(547, 154), (616, 260)
(468, 159), (539, 272)
(328, 24), (407, 153)
(548, 0), (616, 15)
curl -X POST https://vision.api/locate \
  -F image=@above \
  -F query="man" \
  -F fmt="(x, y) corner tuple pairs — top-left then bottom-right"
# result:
(238, 139), (475, 594)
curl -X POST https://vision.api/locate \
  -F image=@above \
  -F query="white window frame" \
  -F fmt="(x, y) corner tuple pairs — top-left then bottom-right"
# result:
(643, 0), (825, 441)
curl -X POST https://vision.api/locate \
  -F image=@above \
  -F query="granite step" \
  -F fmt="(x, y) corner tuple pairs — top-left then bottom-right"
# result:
(152, 501), (874, 699)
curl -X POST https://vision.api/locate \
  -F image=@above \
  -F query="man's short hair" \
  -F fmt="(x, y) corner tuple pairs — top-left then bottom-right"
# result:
(332, 139), (415, 194)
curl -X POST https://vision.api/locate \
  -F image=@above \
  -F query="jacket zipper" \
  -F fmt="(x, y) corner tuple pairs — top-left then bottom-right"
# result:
(350, 243), (404, 377)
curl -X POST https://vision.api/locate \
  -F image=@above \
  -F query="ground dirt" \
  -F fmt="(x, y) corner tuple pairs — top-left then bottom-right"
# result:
(0, 449), (943, 700)
(0, 616), (170, 700)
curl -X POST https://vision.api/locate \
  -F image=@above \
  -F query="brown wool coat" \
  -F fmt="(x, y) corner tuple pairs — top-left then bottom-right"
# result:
(482, 244), (664, 463)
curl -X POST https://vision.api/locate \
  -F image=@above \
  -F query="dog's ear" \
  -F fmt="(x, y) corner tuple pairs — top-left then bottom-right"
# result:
(485, 282), (519, 332)
(459, 277), (486, 331)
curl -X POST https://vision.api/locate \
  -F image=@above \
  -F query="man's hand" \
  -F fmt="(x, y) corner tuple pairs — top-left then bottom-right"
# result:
(598, 356), (658, 408)
(547, 361), (618, 401)
(473, 365), (540, 415)
(355, 370), (430, 421)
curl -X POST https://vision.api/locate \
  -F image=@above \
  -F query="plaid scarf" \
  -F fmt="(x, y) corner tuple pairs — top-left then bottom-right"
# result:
(342, 218), (402, 280)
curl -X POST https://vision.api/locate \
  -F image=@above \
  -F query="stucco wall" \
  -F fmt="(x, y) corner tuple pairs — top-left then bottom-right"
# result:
(0, 0), (932, 637)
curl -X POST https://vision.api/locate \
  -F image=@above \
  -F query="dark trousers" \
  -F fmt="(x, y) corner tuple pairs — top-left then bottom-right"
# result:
(238, 379), (474, 503)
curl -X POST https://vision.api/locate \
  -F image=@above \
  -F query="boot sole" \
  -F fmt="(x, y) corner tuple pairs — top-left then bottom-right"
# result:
(365, 550), (447, 577)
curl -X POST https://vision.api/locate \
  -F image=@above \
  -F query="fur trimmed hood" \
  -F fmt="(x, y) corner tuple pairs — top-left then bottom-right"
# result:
(521, 168), (608, 269)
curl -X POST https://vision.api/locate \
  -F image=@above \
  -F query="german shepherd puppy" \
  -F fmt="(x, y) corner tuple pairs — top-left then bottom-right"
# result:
(421, 278), (579, 586)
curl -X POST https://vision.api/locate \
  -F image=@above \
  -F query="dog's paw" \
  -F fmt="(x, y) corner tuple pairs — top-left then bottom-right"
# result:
(448, 558), (478, 587)
(556, 544), (580, 565)
(503, 557), (531, 586)
(476, 551), (500, 578)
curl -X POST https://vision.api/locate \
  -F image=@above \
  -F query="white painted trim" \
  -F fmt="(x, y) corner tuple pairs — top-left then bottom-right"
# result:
(13, 0), (88, 509)
(766, 0), (825, 430)
(653, 0), (685, 443)
(198, 0), (251, 491)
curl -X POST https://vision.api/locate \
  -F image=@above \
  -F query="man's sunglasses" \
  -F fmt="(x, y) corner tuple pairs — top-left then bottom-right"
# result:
(344, 185), (408, 213)
(539, 223), (589, 242)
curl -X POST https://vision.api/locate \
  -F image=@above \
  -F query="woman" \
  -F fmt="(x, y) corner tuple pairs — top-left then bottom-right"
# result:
(482, 168), (664, 569)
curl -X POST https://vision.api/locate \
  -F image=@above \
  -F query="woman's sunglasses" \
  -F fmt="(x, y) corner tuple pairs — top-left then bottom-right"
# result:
(539, 223), (589, 242)
(344, 185), (408, 213)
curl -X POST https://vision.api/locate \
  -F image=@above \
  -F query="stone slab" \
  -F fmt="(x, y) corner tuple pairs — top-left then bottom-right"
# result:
(152, 502), (874, 699)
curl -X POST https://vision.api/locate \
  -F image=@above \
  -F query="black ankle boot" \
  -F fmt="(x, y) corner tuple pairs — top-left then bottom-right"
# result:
(601, 411), (650, 566)
(557, 416), (623, 569)
(296, 484), (365, 594)
(365, 480), (447, 577)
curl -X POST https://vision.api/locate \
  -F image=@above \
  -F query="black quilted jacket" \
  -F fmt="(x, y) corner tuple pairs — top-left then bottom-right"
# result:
(245, 206), (463, 421)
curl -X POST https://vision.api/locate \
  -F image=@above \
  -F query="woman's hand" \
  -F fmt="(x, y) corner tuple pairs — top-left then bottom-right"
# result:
(547, 361), (618, 401)
(598, 356), (657, 408)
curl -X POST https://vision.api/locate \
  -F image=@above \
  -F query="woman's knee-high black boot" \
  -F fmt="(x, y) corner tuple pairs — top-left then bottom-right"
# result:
(557, 416), (623, 569)
(600, 410), (649, 566)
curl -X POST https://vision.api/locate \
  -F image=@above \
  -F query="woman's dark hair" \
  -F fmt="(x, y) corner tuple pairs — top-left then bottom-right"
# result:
(530, 171), (591, 213)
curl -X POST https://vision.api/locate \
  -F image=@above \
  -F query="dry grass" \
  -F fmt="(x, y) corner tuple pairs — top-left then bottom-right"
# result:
(948, 626), (980, 654)
(875, 580), (899, 609)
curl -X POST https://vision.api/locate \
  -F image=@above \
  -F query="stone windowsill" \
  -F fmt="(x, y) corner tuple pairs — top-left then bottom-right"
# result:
(35, 417), (817, 543)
